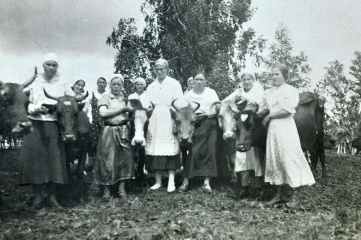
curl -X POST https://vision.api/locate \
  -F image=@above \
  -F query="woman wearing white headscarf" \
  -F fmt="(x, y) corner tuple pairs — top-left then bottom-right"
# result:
(94, 74), (134, 203)
(20, 52), (67, 209)
(145, 58), (183, 193)
(226, 71), (265, 199)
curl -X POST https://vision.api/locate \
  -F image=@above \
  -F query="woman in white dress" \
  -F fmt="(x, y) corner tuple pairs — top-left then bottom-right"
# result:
(260, 63), (315, 208)
(227, 72), (265, 199)
(145, 59), (183, 193)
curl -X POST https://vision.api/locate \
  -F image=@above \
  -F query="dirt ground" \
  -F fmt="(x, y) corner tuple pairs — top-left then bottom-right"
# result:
(1, 149), (361, 240)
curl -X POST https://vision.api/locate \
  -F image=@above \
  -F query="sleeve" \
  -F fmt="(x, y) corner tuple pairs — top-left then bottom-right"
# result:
(173, 80), (183, 100)
(281, 86), (299, 114)
(97, 95), (109, 110)
(258, 92), (269, 113)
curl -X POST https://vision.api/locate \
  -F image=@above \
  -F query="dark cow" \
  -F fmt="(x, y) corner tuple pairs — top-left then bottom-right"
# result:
(351, 136), (361, 156)
(44, 89), (90, 180)
(219, 92), (327, 183)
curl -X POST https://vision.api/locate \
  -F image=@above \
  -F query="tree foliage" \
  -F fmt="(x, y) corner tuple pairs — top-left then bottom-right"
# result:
(106, 0), (266, 99)
(316, 60), (361, 135)
(256, 26), (311, 90)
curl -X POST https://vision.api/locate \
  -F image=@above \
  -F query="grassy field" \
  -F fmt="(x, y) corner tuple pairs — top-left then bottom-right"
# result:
(1, 149), (361, 239)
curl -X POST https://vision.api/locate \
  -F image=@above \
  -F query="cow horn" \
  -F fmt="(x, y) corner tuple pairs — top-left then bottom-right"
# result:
(228, 105), (240, 114)
(211, 101), (221, 108)
(192, 101), (200, 112)
(43, 88), (59, 101)
(76, 91), (89, 102)
(171, 99), (179, 111)
(22, 67), (38, 88)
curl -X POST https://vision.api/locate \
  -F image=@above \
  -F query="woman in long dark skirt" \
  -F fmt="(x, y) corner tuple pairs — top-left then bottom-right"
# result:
(94, 74), (134, 204)
(179, 71), (220, 193)
(20, 52), (67, 209)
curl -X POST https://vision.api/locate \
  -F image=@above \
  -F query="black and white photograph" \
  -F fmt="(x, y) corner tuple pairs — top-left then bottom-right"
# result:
(1, 0), (361, 239)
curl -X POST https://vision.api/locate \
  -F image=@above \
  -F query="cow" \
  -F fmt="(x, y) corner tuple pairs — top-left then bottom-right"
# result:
(328, 124), (351, 154)
(218, 92), (327, 183)
(351, 136), (361, 156)
(43, 89), (90, 181)
(128, 99), (152, 185)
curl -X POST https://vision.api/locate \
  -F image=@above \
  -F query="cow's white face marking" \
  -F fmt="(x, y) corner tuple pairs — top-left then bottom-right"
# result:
(241, 114), (248, 122)
(64, 101), (71, 106)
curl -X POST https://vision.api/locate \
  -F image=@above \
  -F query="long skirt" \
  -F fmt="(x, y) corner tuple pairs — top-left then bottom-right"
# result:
(183, 118), (218, 178)
(265, 117), (315, 188)
(20, 120), (67, 185)
(94, 125), (134, 185)
(235, 147), (265, 177)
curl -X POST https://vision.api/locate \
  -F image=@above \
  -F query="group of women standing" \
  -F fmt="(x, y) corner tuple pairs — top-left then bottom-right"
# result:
(19, 53), (315, 209)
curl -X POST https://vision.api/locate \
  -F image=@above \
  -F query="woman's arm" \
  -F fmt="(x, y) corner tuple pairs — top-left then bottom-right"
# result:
(262, 109), (292, 126)
(98, 105), (131, 118)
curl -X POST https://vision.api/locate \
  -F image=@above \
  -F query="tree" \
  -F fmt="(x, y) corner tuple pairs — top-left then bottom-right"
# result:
(107, 0), (266, 99)
(350, 51), (361, 96)
(256, 26), (311, 90)
(316, 61), (360, 135)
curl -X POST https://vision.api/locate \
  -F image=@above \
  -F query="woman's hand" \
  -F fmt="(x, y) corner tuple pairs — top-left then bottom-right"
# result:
(262, 115), (271, 127)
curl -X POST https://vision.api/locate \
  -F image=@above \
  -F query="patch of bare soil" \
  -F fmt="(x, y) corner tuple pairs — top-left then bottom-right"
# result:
(1, 149), (361, 239)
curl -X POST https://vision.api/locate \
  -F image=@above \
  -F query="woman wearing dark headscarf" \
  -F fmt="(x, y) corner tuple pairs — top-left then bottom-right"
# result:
(145, 58), (183, 193)
(260, 63), (315, 208)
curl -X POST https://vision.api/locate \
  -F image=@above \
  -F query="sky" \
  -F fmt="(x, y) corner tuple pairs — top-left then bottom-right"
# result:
(0, 0), (360, 91)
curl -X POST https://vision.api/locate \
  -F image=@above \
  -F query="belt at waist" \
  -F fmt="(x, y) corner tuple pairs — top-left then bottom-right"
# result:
(103, 120), (128, 127)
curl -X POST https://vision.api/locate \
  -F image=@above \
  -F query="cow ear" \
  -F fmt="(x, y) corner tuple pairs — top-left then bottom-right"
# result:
(242, 103), (258, 114)
(78, 102), (86, 111)
(129, 99), (143, 109)
(236, 100), (248, 111)
(170, 108), (176, 119)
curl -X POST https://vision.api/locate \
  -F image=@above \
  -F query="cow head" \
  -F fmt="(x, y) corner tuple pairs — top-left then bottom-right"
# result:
(0, 81), (33, 135)
(44, 88), (88, 141)
(170, 99), (200, 146)
(129, 99), (149, 147)
(218, 97), (258, 152)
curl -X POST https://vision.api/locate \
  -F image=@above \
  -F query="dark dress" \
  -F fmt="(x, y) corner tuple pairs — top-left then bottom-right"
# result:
(94, 93), (135, 185)
(183, 117), (218, 178)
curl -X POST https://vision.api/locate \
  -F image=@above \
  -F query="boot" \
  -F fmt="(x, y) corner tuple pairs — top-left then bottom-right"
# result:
(47, 183), (63, 209)
(286, 188), (300, 209)
(32, 184), (43, 210)
(265, 186), (282, 206)
(238, 186), (250, 199)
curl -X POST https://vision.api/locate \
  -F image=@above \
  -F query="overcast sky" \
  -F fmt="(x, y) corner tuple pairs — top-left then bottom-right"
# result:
(0, 0), (360, 91)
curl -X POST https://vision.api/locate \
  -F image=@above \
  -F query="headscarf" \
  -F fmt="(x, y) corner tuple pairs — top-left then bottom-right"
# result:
(187, 77), (193, 85)
(154, 58), (169, 69)
(110, 74), (124, 85)
(134, 77), (146, 86)
(43, 52), (58, 63)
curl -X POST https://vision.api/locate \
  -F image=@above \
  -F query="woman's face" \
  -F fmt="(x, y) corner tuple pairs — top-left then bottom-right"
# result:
(154, 65), (168, 80)
(73, 81), (85, 95)
(241, 74), (254, 91)
(97, 79), (107, 91)
(110, 78), (123, 95)
(271, 68), (285, 86)
(193, 74), (206, 91)
(43, 61), (58, 78)
(135, 83), (146, 93)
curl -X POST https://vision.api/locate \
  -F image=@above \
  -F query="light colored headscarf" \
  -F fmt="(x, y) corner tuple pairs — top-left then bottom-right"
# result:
(43, 52), (58, 63)
(134, 77), (146, 86)
(155, 58), (169, 69)
(110, 74), (124, 85)
(187, 77), (193, 85)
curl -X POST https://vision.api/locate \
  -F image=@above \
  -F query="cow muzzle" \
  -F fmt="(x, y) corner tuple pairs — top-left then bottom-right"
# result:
(11, 121), (33, 134)
(63, 133), (77, 141)
(223, 132), (236, 141)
